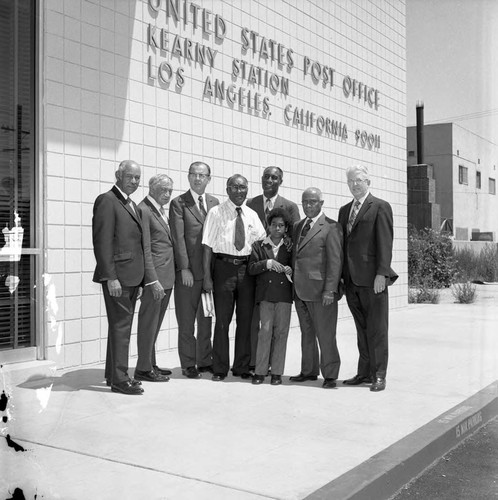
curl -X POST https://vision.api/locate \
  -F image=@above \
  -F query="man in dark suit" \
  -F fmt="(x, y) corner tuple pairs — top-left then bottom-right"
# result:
(246, 166), (300, 370)
(92, 160), (145, 395)
(290, 187), (343, 388)
(134, 174), (175, 383)
(170, 162), (219, 379)
(247, 166), (300, 230)
(338, 165), (398, 392)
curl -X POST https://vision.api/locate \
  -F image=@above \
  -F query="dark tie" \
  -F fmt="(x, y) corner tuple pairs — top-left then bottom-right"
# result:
(347, 200), (361, 234)
(198, 196), (207, 217)
(234, 207), (245, 251)
(299, 218), (311, 245)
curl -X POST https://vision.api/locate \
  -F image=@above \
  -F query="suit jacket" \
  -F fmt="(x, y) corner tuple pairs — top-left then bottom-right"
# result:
(247, 194), (300, 230)
(248, 239), (293, 304)
(338, 193), (398, 287)
(169, 191), (219, 280)
(292, 214), (343, 302)
(92, 186), (144, 287)
(139, 197), (175, 290)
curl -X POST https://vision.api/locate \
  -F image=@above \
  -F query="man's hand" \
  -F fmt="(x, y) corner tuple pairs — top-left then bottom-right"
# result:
(181, 269), (194, 287)
(374, 274), (387, 294)
(151, 281), (165, 301)
(203, 275), (213, 292)
(283, 265), (292, 276)
(107, 279), (122, 297)
(322, 291), (335, 306)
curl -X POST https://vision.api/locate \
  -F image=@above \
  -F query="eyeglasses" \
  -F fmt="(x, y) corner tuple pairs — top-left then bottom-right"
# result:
(347, 178), (367, 186)
(302, 200), (321, 206)
(228, 185), (248, 192)
(189, 173), (209, 180)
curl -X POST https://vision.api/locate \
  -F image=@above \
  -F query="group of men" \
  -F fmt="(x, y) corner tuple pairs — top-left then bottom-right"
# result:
(92, 160), (397, 395)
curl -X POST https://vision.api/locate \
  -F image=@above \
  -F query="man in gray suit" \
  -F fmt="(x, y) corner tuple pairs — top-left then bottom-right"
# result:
(289, 187), (343, 388)
(134, 174), (175, 383)
(170, 162), (219, 378)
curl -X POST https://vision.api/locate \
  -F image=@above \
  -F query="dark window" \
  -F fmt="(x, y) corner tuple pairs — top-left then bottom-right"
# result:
(490, 178), (496, 195)
(0, 0), (36, 351)
(458, 165), (468, 185)
(476, 171), (481, 189)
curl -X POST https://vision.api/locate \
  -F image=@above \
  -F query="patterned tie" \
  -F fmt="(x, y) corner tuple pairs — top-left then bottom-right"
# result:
(234, 207), (245, 251)
(198, 195), (207, 217)
(127, 197), (136, 214)
(299, 218), (311, 246)
(159, 206), (168, 225)
(347, 200), (361, 234)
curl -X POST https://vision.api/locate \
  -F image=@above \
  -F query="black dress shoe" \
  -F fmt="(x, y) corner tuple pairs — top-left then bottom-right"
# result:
(270, 375), (282, 385)
(289, 373), (318, 382)
(212, 373), (226, 381)
(370, 378), (386, 392)
(111, 380), (144, 395)
(153, 366), (172, 376)
(322, 378), (337, 389)
(182, 366), (201, 379)
(198, 365), (214, 374)
(252, 375), (265, 385)
(343, 374), (373, 385)
(134, 370), (170, 382)
(232, 371), (253, 379)
(106, 378), (141, 387)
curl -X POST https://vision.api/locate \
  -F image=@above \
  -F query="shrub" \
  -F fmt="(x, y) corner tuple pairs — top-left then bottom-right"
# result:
(408, 226), (457, 288)
(408, 284), (440, 304)
(454, 243), (498, 282)
(451, 281), (477, 304)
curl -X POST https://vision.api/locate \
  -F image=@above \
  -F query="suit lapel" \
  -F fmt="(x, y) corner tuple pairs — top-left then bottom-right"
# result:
(144, 197), (170, 236)
(350, 194), (372, 233)
(112, 186), (142, 227)
(298, 215), (324, 251)
(185, 190), (205, 224)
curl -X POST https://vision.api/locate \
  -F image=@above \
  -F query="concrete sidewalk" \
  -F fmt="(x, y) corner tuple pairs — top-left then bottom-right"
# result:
(2, 284), (497, 500)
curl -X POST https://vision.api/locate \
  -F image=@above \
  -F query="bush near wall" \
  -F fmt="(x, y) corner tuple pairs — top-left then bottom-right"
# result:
(408, 226), (457, 289)
(453, 243), (498, 282)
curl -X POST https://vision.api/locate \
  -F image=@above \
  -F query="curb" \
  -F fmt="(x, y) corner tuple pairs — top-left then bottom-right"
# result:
(305, 380), (498, 500)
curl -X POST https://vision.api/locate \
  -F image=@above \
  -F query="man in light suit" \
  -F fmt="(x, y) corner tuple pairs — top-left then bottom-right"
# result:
(170, 162), (219, 379)
(134, 174), (175, 383)
(289, 187), (343, 388)
(338, 165), (398, 392)
(92, 160), (145, 395)
(246, 166), (300, 370)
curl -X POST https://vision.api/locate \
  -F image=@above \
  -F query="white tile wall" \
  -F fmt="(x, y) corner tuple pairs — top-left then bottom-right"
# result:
(43, 0), (407, 368)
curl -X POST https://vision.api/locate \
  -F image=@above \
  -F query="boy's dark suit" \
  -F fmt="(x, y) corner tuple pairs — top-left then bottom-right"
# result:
(136, 197), (176, 372)
(248, 239), (293, 376)
(248, 241), (293, 304)
(338, 193), (398, 380)
(92, 186), (144, 385)
(169, 190), (219, 369)
(292, 214), (343, 380)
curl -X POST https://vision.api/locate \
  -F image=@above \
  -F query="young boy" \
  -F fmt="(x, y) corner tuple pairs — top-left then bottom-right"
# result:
(248, 208), (293, 385)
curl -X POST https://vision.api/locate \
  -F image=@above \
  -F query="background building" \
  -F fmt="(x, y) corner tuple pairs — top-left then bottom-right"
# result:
(1, 0), (407, 371)
(407, 123), (498, 241)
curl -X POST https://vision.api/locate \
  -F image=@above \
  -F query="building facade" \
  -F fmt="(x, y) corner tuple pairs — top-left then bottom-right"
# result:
(1, 0), (407, 370)
(407, 123), (498, 240)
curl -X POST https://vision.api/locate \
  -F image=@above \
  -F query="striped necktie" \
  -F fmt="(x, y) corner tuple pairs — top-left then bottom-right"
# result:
(234, 207), (245, 251)
(198, 196), (207, 217)
(347, 200), (361, 234)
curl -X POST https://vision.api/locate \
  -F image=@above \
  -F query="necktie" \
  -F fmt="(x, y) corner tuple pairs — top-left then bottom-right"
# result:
(159, 206), (168, 225)
(198, 196), (207, 217)
(127, 197), (136, 214)
(265, 198), (272, 216)
(299, 218), (311, 245)
(234, 207), (245, 251)
(347, 200), (361, 234)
